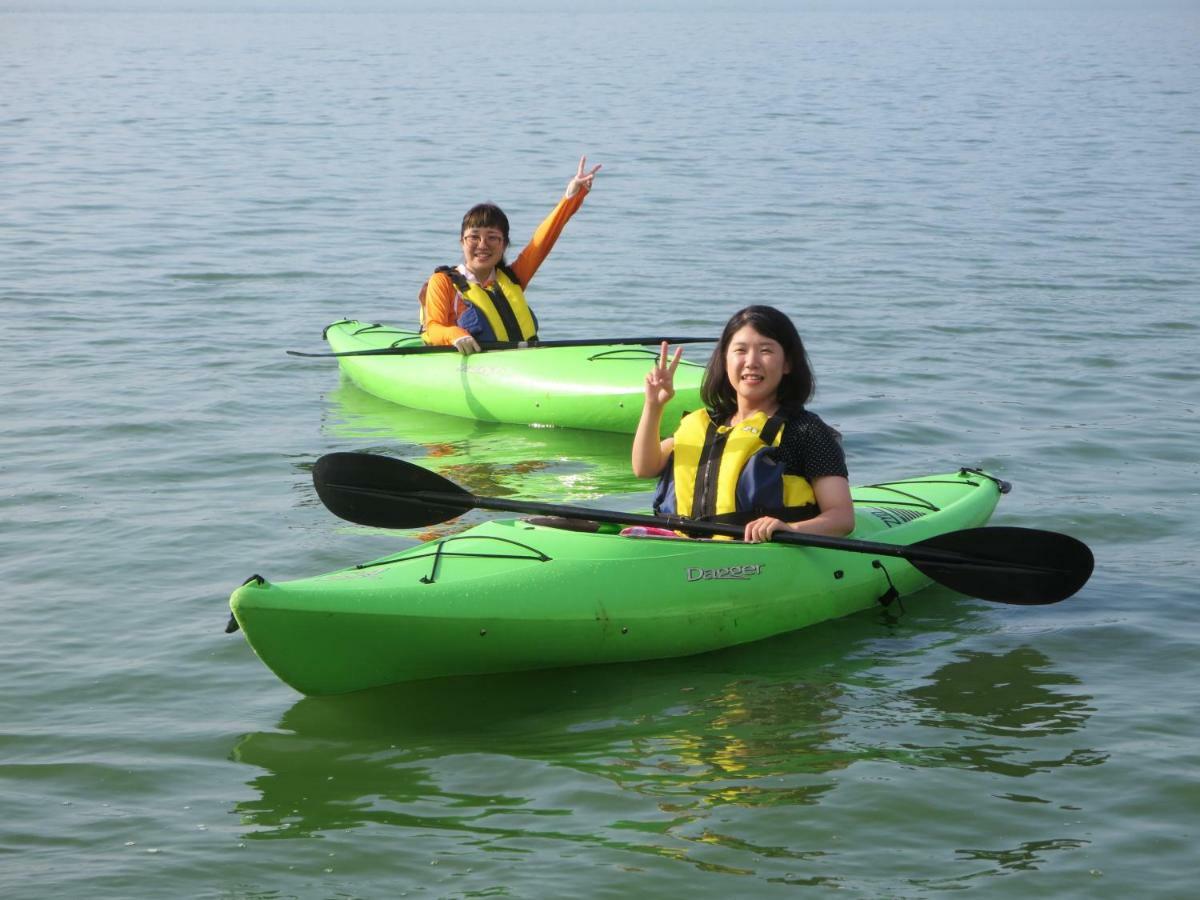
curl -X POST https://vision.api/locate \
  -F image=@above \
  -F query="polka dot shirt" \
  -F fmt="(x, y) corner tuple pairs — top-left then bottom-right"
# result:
(775, 410), (848, 480)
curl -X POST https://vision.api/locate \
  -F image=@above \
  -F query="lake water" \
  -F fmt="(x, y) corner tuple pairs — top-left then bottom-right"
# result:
(2, 5), (1198, 897)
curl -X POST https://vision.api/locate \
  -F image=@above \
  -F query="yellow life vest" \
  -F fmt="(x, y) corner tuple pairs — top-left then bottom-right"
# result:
(423, 264), (538, 342)
(655, 408), (818, 525)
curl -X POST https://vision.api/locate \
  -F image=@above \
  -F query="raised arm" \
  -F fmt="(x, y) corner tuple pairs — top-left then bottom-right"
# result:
(508, 156), (601, 287)
(632, 341), (682, 478)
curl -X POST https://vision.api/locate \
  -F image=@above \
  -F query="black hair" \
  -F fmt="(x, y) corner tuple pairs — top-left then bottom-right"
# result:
(460, 203), (510, 244)
(700, 305), (815, 420)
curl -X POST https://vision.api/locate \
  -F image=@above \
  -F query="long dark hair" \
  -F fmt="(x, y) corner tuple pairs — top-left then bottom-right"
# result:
(701, 305), (815, 419)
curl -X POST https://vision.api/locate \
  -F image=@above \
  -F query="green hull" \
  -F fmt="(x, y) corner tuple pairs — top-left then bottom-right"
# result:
(324, 320), (704, 434)
(231, 470), (1003, 695)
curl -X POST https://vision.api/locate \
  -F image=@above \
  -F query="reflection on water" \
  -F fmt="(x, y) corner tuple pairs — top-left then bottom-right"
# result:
(322, 379), (641, 506)
(884, 646), (1104, 779)
(955, 837), (1091, 874)
(229, 622), (877, 844)
(316, 380), (645, 543)
(228, 611), (1098, 884)
(231, 623), (1096, 824)
(908, 647), (1092, 737)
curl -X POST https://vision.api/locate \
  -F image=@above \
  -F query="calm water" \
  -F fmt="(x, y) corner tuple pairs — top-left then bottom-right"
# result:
(2, 6), (1198, 897)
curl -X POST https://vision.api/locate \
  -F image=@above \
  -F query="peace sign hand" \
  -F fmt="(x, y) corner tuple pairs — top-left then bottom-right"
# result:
(645, 341), (683, 409)
(565, 155), (602, 198)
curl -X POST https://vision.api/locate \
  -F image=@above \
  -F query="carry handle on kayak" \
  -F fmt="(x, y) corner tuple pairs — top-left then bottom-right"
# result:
(287, 336), (716, 358)
(310, 452), (1094, 606)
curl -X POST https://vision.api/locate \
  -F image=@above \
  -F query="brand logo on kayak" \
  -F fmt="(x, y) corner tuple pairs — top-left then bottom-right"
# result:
(866, 507), (929, 528)
(686, 563), (764, 582)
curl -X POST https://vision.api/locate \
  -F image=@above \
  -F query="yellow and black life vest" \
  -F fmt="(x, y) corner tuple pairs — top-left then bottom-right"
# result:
(423, 264), (538, 343)
(653, 409), (818, 525)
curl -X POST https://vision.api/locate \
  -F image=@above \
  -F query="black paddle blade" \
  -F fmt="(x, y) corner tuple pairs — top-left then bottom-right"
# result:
(908, 526), (1094, 605)
(312, 452), (473, 529)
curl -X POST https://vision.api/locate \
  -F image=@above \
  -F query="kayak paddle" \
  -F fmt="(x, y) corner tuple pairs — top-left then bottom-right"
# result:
(311, 452), (1094, 606)
(288, 336), (715, 358)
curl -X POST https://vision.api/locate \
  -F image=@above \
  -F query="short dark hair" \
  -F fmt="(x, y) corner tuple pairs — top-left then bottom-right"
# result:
(460, 203), (510, 245)
(701, 305), (815, 419)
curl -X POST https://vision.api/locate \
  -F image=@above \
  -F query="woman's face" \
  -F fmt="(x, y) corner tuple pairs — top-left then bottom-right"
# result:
(725, 324), (790, 408)
(461, 226), (507, 277)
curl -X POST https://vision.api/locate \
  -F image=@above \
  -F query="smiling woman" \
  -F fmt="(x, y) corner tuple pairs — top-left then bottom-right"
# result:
(632, 305), (855, 543)
(417, 156), (602, 355)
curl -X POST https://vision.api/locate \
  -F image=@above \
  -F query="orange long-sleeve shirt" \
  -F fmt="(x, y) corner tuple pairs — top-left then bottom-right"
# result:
(419, 188), (588, 346)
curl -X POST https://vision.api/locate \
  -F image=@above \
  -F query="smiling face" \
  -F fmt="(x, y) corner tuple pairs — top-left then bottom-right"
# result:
(725, 324), (791, 413)
(461, 227), (507, 279)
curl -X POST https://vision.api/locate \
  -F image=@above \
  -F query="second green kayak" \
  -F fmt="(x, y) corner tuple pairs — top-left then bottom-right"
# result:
(323, 320), (705, 434)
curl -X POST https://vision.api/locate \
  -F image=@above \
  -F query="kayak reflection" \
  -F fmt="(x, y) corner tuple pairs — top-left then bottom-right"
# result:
(324, 380), (641, 504)
(227, 619), (888, 842)
(864, 645), (1102, 779)
(228, 610), (1094, 844)
(909, 646), (1094, 738)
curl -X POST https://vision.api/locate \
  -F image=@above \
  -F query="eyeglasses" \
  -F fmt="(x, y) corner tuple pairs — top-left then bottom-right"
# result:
(462, 232), (505, 246)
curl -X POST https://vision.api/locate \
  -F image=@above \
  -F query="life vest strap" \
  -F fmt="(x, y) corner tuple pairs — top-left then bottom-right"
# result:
(437, 265), (470, 294)
(759, 415), (786, 446)
(692, 421), (731, 520)
(483, 282), (523, 343)
(496, 262), (521, 286)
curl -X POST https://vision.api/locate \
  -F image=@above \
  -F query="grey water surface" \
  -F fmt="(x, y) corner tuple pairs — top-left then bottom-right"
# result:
(2, 5), (1198, 897)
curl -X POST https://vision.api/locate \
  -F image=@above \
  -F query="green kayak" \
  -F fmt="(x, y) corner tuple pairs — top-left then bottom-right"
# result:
(322, 320), (705, 434)
(230, 469), (1005, 695)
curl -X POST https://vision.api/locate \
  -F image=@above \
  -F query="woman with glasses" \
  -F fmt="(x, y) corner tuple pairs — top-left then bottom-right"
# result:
(418, 156), (602, 354)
